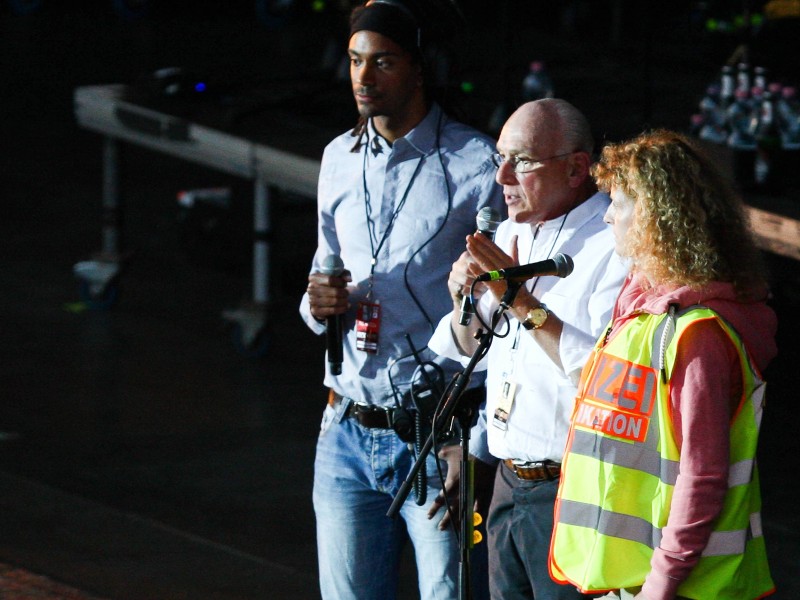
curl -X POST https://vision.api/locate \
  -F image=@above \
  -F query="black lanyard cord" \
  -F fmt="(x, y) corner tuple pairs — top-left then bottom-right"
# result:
(360, 112), (450, 331)
(362, 136), (425, 278)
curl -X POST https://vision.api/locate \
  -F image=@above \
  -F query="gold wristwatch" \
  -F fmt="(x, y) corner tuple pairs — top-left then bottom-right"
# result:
(521, 304), (549, 330)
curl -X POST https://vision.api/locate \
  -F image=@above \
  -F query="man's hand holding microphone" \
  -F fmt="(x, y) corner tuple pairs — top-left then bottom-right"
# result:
(451, 207), (502, 326)
(307, 254), (351, 375)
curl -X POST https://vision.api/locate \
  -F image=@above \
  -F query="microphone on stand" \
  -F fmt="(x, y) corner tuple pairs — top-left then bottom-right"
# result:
(459, 207), (502, 326)
(320, 254), (345, 375)
(476, 253), (574, 282)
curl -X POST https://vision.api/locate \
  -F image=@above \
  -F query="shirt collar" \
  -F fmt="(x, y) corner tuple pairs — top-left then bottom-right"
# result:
(534, 191), (608, 234)
(367, 103), (443, 157)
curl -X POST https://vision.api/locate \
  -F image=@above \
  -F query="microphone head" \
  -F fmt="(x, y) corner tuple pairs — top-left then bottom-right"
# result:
(320, 254), (344, 276)
(476, 207), (502, 236)
(553, 253), (574, 278)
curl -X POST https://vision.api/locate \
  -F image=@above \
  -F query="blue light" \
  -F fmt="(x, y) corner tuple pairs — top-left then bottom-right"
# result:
(194, 82), (207, 93)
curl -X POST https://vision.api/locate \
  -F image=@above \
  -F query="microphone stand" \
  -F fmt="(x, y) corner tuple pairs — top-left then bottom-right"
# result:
(388, 281), (523, 600)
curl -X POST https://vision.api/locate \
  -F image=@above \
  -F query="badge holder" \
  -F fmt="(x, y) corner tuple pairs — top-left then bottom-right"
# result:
(356, 300), (381, 353)
(388, 281), (524, 600)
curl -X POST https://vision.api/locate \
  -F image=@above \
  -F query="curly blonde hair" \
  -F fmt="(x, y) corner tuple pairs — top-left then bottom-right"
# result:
(592, 129), (767, 299)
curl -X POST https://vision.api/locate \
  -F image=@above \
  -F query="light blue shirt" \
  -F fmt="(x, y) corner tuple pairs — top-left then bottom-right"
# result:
(300, 104), (505, 407)
(428, 193), (629, 463)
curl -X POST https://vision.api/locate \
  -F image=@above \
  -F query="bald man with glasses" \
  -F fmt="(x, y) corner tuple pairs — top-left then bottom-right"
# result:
(428, 98), (629, 600)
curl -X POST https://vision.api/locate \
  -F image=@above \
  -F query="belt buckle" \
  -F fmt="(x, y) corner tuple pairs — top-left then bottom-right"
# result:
(515, 461), (541, 481)
(507, 459), (559, 482)
(353, 403), (393, 428)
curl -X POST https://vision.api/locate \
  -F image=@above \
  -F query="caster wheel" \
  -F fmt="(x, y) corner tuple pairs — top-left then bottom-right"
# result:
(79, 280), (120, 311)
(231, 323), (270, 358)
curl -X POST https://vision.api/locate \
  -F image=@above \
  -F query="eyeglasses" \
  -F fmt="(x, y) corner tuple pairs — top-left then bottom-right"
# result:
(490, 151), (575, 174)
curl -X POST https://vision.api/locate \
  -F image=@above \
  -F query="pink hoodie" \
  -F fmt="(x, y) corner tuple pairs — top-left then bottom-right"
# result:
(608, 272), (778, 600)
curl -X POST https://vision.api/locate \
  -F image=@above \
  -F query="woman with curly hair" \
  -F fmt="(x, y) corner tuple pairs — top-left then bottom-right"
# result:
(549, 129), (778, 599)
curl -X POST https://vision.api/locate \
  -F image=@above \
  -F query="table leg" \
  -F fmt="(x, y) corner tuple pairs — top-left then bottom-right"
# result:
(101, 136), (123, 257)
(73, 136), (122, 309)
(253, 176), (270, 305)
(221, 177), (271, 357)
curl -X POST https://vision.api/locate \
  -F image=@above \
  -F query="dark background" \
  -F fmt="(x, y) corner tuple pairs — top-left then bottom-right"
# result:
(1, 1), (798, 598)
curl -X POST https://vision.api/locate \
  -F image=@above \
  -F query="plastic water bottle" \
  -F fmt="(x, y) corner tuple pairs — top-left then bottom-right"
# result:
(727, 88), (756, 189)
(727, 89), (756, 150)
(748, 85), (765, 132)
(776, 86), (798, 125)
(776, 86), (800, 150)
(753, 65), (768, 91)
(521, 61), (555, 103)
(697, 84), (727, 144)
(752, 90), (783, 193)
(719, 65), (735, 110)
(736, 61), (751, 97)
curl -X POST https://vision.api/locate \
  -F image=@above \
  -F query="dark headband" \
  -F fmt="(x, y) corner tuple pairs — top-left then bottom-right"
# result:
(349, 2), (421, 57)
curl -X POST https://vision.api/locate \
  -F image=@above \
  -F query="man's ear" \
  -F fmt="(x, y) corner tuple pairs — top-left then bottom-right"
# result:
(568, 151), (592, 186)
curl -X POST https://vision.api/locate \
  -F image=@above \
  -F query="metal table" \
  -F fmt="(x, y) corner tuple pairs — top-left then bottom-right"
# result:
(73, 83), (322, 355)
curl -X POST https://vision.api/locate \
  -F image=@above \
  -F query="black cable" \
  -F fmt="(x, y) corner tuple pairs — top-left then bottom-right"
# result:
(403, 109), (452, 332)
(469, 278), (512, 339)
(414, 411), (427, 505)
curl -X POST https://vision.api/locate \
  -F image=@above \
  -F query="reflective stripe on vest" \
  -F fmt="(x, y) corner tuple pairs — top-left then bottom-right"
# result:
(550, 307), (775, 599)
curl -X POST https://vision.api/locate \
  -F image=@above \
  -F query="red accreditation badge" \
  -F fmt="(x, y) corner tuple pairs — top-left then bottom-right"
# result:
(356, 301), (381, 353)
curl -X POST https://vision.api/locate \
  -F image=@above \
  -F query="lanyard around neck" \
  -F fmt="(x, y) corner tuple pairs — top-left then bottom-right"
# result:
(510, 211), (571, 350)
(361, 134), (425, 278)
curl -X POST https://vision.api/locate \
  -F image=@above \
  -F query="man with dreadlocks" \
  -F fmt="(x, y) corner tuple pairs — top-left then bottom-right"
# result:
(299, 1), (504, 599)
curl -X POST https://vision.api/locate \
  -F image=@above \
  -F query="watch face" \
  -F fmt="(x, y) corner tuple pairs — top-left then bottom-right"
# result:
(528, 307), (548, 328)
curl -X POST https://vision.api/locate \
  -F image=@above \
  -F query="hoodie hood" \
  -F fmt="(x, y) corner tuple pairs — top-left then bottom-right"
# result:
(615, 272), (778, 372)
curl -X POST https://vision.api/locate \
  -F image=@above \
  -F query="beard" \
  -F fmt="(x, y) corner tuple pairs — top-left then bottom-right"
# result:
(354, 91), (385, 120)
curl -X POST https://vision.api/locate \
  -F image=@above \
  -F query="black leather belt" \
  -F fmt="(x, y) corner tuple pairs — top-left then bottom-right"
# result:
(328, 389), (397, 429)
(347, 403), (397, 428)
(503, 459), (561, 481)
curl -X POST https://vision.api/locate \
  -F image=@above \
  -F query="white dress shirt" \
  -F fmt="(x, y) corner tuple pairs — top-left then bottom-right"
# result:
(428, 192), (628, 462)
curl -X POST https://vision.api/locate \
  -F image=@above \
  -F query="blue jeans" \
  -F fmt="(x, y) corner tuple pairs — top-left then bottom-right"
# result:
(487, 463), (589, 600)
(313, 401), (463, 600)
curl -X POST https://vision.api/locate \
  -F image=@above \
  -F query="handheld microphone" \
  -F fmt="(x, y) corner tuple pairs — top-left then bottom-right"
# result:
(320, 254), (345, 375)
(459, 207), (502, 326)
(476, 253), (574, 282)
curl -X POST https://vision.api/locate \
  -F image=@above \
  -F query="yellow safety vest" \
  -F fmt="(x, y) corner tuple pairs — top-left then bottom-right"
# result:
(550, 306), (775, 599)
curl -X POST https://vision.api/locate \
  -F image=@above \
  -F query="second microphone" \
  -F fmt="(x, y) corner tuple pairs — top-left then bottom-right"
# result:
(459, 207), (502, 326)
(321, 254), (345, 375)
